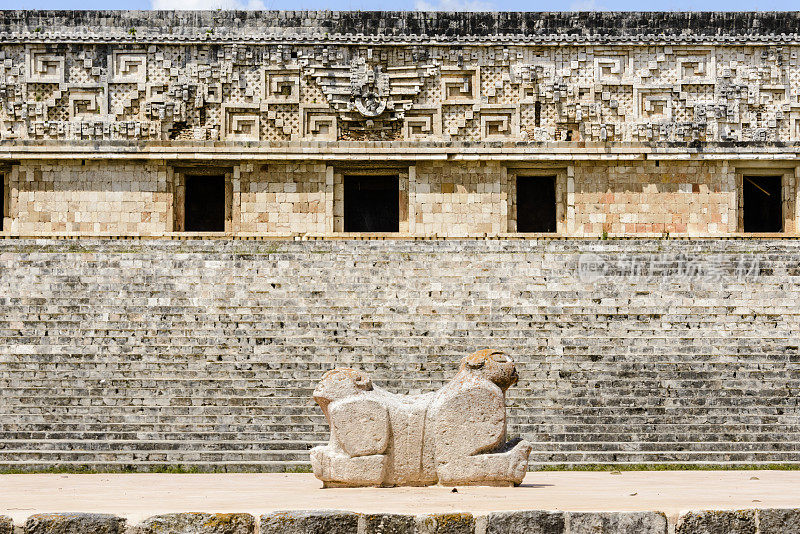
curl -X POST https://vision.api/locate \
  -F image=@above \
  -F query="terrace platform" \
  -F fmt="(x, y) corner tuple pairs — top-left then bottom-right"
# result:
(1, 471), (799, 532)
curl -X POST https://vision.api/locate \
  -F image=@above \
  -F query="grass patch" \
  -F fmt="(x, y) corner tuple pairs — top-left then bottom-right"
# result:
(15, 244), (96, 254)
(533, 463), (800, 471)
(282, 465), (313, 473)
(2, 463), (799, 475)
(0, 464), (250, 474)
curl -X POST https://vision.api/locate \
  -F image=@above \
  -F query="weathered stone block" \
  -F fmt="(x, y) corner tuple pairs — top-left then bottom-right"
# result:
(569, 512), (667, 534)
(416, 513), (474, 534)
(0, 516), (13, 534)
(133, 513), (254, 534)
(675, 510), (756, 534)
(259, 511), (359, 534)
(756, 509), (800, 534)
(24, 513), (125, 534)
(363, 514), (417, 534)
(484, 510), (565, 534)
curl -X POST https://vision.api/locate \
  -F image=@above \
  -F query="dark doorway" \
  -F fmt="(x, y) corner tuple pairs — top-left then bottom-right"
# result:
(185, 175), (225, 232)
(517, 176), (556, 233)
(743, 175), (782, 232)
(344, 175), (399, 232)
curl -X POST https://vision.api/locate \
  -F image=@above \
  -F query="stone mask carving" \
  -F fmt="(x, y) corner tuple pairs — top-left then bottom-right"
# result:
(354, 91), (386, 118)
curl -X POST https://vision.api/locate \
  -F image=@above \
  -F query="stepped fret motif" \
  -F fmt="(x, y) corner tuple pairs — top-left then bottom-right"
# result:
(2, 35), (799, 144)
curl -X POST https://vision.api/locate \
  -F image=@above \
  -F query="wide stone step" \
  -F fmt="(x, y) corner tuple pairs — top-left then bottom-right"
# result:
(2, 238), (800, 467)
(0, 450), (314, 462)
(0, 460), (309, 472)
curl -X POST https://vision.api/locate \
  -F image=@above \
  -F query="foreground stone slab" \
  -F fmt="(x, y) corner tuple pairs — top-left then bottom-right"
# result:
(25, 513), (126, 534)
(756, 509), (800, 534)
(0, 516), (12, 534)
(133, 513), (254, 534)
(416, 513), (475, 534)
(484, 510), (565, 533)
(311, 350), (531, 487)
(260, 511), (359, 534)
(362, 514), (417, 534)
(7, 508), (800, 534)
(569, 512), (668, 534)
(676, 510), (757, 534)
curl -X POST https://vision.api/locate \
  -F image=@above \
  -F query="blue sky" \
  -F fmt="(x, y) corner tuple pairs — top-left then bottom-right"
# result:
(3, 0), (800, 14)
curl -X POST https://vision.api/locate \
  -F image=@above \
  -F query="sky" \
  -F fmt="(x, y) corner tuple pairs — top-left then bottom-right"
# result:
(3, 0), (800, 16)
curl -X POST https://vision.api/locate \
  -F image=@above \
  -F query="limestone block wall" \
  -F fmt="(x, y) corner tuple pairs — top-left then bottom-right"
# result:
(8, 161), (170, 235)
(0, 238), (797, 470)
(570, 161), (736, 237)
(238, 163), (327, 235)
(4, 159), (790, 237)
(412, 162), (505, 236)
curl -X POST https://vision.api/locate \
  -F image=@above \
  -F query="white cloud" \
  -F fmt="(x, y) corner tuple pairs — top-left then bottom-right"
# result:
(568, 0), (606, 10)
(151, 0), (266, 9)
(414, 0), (495, 11)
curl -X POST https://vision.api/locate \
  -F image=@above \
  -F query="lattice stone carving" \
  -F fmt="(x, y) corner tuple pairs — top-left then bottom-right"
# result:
(3, 23), (800, 144)
(263, 103), (300, 141)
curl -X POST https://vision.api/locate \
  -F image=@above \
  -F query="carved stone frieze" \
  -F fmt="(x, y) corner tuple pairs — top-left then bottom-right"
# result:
(3, 12), (800, 145)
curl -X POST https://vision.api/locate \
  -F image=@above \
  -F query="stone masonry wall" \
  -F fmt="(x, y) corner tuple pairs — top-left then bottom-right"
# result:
(0, 238), (797, 470)
(239, 163), (327, 235)
(413, 162), (504, 236)
(4, 11), (800, 238)
(8, 161), (170, 235)
(571, 161), (736, 237)
(3, 159), (780, 237)
(6, 509), (800, 534)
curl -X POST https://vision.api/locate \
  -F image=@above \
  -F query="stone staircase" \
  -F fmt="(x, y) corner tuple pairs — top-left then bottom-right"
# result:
(0, 238), (798, 471)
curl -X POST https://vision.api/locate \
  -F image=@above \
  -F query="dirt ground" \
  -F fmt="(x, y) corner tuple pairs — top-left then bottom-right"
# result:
(1, 471), (798, 524)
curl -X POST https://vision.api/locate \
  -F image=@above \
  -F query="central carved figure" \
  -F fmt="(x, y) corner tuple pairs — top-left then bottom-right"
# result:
(310, 349), (532, 487)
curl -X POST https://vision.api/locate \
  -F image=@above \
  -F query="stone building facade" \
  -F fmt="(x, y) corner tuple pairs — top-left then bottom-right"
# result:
(0, 12), (799, 470)
(2, 11), (800, 237)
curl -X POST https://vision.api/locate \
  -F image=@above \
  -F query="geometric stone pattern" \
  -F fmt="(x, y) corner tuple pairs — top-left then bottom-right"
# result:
(0, 238), (798, 470)
(5, 510), (800, 533)
(3, 11), (800, 144)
